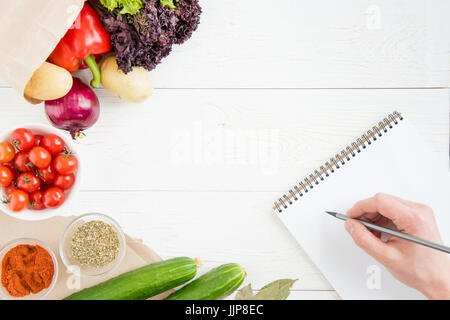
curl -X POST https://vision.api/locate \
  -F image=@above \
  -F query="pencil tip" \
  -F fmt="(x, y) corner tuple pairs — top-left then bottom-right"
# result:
(325, 211), (337, 217)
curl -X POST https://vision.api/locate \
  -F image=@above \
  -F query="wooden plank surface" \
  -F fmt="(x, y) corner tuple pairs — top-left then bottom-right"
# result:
(64, 190), (335, 291)
(0, 0), (449, 89)
(0, 87), (446, 297)
(0, 0), (448, 300)
(0, 88), (446, 192)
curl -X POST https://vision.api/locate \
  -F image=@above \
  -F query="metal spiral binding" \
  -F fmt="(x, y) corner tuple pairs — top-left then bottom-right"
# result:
(273, 111), (403, 213)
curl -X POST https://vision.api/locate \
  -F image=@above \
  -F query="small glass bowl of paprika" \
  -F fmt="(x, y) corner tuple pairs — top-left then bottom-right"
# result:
(0, 238), (59, 300)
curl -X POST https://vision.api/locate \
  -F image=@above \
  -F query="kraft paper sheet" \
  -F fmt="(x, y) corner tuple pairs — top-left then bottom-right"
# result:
(0, 213), (165, 300)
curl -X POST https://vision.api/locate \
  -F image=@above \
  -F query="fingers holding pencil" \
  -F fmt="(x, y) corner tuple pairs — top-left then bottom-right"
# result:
(344, 193), (450, 299)
(347, 193), (417, 234)
(347, 193), (443, 242)
(344, 219), (397, 264)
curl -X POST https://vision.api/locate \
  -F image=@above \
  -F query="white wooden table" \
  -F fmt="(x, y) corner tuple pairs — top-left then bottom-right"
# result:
(0, 0), (449, 299)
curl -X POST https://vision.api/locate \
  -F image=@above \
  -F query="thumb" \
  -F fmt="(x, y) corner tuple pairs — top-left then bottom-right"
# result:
(345, 220), (393, 264)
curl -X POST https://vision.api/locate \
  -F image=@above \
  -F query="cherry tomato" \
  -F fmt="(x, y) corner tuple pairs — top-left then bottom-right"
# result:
(40, 182), (53, 192)
(14, 151), (33, 172)
(29, 190), (45, 210)
(0, 142), (15, 163)
(29, 147), (51, 169)
(4, 184), (18, 197)
(34, 135), (43, 146)
(0, 166), (13, 187)
(40, 134), (65, 155)
(2, 162), (19, 181)
(10, 128), (35, 152)
(54, 152), (78, 174)
(54, 174), (75, 190)
(43, 187), (65, 208)
(8, 190), (29, 212)
(17, 172), (41, 193)
(37, 164), (56, 183)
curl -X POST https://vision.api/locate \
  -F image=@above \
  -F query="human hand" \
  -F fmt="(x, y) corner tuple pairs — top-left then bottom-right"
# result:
(345, 193), (450, 299)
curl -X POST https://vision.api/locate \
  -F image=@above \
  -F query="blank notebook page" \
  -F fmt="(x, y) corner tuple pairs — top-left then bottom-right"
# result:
(276, 116), (450, 300)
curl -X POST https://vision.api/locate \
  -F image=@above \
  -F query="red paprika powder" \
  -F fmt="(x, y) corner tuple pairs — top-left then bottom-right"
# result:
(1, 244), (55, 297)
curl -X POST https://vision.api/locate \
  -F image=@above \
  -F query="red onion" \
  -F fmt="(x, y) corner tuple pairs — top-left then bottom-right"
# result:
(45, 77), (100, 139)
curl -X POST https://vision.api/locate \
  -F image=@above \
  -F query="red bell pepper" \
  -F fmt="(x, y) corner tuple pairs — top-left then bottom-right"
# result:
(48, 3), (111, 88)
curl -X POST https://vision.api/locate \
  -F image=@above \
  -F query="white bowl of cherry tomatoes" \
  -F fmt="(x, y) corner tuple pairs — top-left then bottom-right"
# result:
(0, 124), (80, 221)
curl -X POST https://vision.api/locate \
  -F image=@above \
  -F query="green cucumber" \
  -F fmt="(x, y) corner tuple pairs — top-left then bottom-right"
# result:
(64, 257), (197, 300)
(165, 263), (246, 300)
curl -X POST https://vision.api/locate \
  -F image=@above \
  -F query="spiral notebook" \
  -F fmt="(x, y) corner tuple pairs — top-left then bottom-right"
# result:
(274, 111), (450, 300)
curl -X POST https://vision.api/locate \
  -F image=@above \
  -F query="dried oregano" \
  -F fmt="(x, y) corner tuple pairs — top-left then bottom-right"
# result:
(71, 220), (120, 268)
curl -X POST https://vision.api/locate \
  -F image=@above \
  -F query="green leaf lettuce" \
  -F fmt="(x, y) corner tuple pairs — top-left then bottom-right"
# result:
(100, 0), (143, 15)
(160, 0), (179, 9)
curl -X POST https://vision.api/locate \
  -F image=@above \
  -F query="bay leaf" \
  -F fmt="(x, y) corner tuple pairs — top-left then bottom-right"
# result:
(235, 284), (254, 300)
(252, 279), (298, 300)
(235, 279), (298, 300)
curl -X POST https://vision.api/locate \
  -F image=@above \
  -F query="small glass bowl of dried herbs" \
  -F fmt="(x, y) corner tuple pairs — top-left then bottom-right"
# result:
(59, 213), (126, 278)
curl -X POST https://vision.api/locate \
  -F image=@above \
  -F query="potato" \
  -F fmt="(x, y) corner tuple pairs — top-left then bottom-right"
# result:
(24, 62), (73, 101)
(100, 56), (154, 102)
(24, 94), (43, 105)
